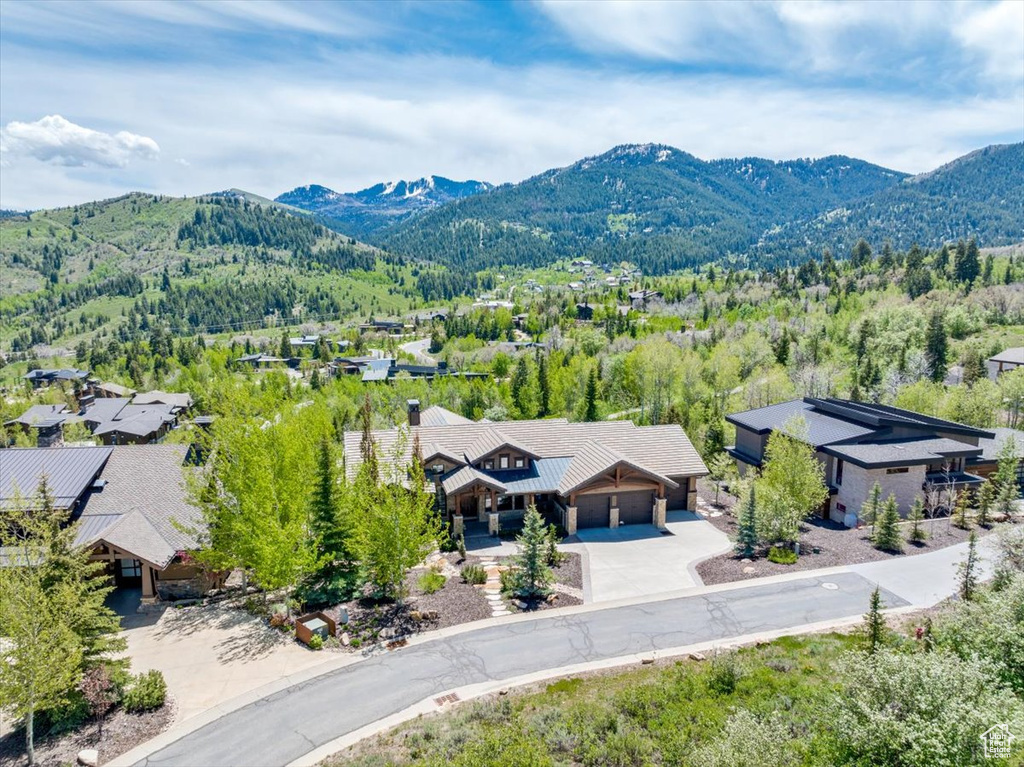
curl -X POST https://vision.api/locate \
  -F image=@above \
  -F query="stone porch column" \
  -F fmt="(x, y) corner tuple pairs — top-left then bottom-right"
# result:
(488, 512), (500, 537)
(609, 506), (619, 528)
(452, 514), (464, 538)
(686, 477), (698, 511)
(653, 497), (667, 529)
(566, 506), (577, 535)
(477, 494), (487, 522)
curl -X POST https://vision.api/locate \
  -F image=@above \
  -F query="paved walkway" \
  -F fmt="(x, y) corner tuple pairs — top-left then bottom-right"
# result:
(118, 536), (989, 767)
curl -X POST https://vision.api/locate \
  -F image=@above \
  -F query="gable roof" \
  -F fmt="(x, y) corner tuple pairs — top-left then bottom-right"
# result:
(463, 430), (541, 463)
(418, 406), (474, 427)
(440, 465), (507, 496)
(132, 390), (193, 409)
(558, 441), (677, 495)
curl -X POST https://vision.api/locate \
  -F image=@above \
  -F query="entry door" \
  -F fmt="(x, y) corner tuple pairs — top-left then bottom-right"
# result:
(117, 558), (143, 586)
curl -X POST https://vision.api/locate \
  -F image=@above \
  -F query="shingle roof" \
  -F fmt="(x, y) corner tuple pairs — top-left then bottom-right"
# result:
(0, 446), (112, 508)
(463, 430), (540, 463)
(345, 419), (706, 491)
(5, 404), (69, 427)
(441, 465), (507, 495)
(972, 427), (1024, 464)
(823, 437), (982, 469)
(76, 444), (201, 568)
(726, 399), (876, 446)
(132, 390), (192, 409)
(418, 406), (474, 427)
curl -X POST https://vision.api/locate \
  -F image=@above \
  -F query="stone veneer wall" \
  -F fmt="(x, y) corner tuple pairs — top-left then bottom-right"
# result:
(832, 463), (926, 526)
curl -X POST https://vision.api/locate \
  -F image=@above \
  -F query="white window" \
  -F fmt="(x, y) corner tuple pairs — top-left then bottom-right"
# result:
(499, 454), (509, 469)
(514, 456), (525, 469)
(484, 460), (494, 470)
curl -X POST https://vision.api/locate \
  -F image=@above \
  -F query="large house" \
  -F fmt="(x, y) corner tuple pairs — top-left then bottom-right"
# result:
(23, 368), (92, 389)
(726, 398), (1001, 527)
(344, 403), (707, 536)
(0, 444), (211, 601)
(6, 390), (191, 447)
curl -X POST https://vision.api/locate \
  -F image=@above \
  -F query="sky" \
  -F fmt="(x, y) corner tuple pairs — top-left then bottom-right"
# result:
(1, 0), (1022, 210)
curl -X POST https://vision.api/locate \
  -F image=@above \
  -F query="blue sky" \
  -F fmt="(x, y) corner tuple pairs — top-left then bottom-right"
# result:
(1, 0), (1022, 210)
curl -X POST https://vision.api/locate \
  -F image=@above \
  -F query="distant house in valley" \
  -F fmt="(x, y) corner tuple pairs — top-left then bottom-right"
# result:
(330, 356), (482, 383)
(989, 347), (1024, 378)
(575, 303), (594, 321)
(0, 444), (216, 602)
(628, 289), (662, 308)
(345, 402), (707, 537)
(289, 334), (323, 348)
(23, 368), (91, 389)
(359, 319), (411, 336)
(93, 381), (137, 399)
(234, 353), (301, 370)
(726, 398), (997, 527)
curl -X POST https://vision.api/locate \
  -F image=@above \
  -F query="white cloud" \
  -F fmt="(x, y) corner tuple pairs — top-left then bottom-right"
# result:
(0, 114), (160, 168)
(953, 1), (1024, 83)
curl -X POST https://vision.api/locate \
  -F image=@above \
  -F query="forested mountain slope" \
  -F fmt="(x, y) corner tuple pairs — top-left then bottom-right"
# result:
(380, 143), (1021, 273)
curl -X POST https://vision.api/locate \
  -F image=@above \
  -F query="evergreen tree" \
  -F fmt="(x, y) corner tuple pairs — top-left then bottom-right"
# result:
(510, 357), (531, 417)
(872, 495), (904, 553)
(908, 497), (927, 543)
(925, 310), (948, 383)
(860, 481), (883, 534)
(359, 394), (377, 480)
(508, 505), (554, 600)
(975, 480), (994, 528)
(735, 483), (759, 558)
(583, 368), (599, 422)
(774, 328), (790, 366)
(952, 488), (971, 530)
(954, 237), (980, 285)
(851, 238), (872, 268)
(862, 587), (888, 654)
(992, 437), (1021, 517)
(957, 530), (980, 601)
(279, 330), (291, 359)
(302, 439), (356, 605)
(537, 353), (550, 417)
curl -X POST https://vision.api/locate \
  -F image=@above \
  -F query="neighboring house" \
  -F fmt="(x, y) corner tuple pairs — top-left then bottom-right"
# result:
(726, 398), (995, 527)
(234, 353), (301, 369)
(0, 444), (213, 601)
(575, 303), (595, 321)
(331, 356), (483, 383)
(989, 347), (1024, 379)
(359, 319), (410, 335)
(5, 392), (189, 447)
(24, 368), (91, 389)
(344, 402), (707, 536)
(289, 334), (322, 348)
(967, 427), (1024, 491)
(628, 289), (663, 308)
(93, 381), (137, 399)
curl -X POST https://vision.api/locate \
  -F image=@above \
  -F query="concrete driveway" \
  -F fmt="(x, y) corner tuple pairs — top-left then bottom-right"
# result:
(572, 511), (731, 602)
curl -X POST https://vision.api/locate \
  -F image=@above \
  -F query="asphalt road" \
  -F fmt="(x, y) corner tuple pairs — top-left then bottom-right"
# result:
(136, 571), (904, 767)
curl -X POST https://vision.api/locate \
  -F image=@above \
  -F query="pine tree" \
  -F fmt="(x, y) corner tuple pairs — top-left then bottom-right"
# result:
(872, 496), (904, 553)
(508, 505), (554, 600)
(735, 483), (759, 558)
(279, 330), (290, 359)
(957, 530), (980, 601)
(860, 482), (883, 534)
(976, 480), (994, 528)
(583, 368), (599, 422)
(908, 497), (927, 544)
(862, 587), (888, 654)
(359, 394), (377, 480)
(511, 357), (531, 417)
(537, 353), (550, 417)
(303, 439), (356, 605)
(925, 310), (948, 383)
(992, 437), (1021, 517)
(955, 237), (980, 285)
(952, 488), (972, 530)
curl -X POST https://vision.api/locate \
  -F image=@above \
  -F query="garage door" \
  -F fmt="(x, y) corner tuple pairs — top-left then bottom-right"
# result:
(576, 494), (610, 528)
(617, 491), (654, 525)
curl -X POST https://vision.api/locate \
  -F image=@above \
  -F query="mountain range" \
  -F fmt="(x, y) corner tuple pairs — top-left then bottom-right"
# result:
(275, 176), (492, 239)
(369, 143), (1023, 273)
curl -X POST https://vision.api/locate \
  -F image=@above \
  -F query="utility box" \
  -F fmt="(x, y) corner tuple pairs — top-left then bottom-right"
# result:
(296, 611), (337, 646)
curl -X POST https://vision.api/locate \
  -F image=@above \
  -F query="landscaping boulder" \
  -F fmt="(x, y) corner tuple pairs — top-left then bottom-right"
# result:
(77, 749), (98, 767)
(688, 652), (706, 661)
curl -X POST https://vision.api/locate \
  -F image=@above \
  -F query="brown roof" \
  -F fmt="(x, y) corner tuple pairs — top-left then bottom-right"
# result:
(344, 419), (706, 492)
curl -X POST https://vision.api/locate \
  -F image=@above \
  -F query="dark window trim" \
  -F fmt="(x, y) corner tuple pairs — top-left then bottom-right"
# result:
(835, 459), (844, 486)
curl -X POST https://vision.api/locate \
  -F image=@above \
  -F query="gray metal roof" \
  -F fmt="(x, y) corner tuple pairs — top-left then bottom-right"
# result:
(823, 438), (982, 469)
(558, 441), (677, 495)
(727, 399), (878, 446)
(5, 404), (69, 427)
(498, 457), (572, 495)
(132, 390), (192, 409)
(418, 406), (474, 427)
(441, 465), (506, 495)
(989, 347), (1024, 365)
(0, 446), (113, 508)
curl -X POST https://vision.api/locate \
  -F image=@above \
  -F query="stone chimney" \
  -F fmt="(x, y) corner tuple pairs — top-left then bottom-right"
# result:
(35, 419), (64, 448)
(407, 399), (421, 427)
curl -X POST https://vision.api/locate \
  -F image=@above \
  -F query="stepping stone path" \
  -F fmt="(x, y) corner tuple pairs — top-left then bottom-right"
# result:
(479, 561), (510, 617)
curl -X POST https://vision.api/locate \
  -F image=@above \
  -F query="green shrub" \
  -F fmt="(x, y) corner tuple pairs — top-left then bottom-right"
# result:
(308, 633), (324, 651)
(418, 571), (447, 594)
(767, 546), (798, 565)
(42, 693), (90, 735)
(123, 670), (167, 713)
(706, 653), (742, 695)
(461, 564), (487, 585)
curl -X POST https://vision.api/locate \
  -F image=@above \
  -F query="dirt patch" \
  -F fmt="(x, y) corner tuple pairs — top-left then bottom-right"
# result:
(0, 702), (173, 767)
(695, 493), (998, 585)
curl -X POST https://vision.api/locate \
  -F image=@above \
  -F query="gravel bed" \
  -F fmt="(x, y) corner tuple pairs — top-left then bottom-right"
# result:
(696, 498), (998, 585)
(0, 702), (174, 767)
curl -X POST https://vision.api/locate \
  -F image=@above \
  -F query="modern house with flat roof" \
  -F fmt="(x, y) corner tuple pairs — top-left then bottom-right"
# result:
(344, 404), (707, 537)
(0, 444), (212, 601)
(726, 398), (997, 527)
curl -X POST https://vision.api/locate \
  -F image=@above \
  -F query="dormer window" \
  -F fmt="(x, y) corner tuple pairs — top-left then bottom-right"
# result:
(432, 463), (445, 474)
(499, 454), (509, 469)
(484, 459), (494, 470)
(514, 456), (525, 469)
